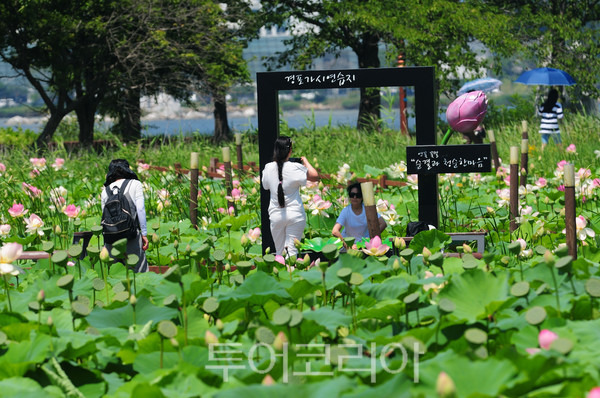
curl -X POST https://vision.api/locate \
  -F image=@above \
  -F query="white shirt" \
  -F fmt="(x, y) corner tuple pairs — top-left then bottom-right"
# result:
(101, 179), (147, 236)
(336, 204), (381, 240)
(262, 161), (307, 216)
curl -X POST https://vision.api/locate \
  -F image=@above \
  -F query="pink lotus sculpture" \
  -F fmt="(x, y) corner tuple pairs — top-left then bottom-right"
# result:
(446, 90), (488, 133)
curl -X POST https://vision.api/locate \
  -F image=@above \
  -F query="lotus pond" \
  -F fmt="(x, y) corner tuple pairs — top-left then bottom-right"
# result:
(2, 146), (600, 397)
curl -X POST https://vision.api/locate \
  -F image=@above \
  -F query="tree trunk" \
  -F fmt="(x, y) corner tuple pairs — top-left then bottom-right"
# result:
(356, 33), (381, 131)
(111, 88), (142, 141)
(35, 112), (67, 151)
(75, 97), (101, 147)
(213, 91), (231, 143)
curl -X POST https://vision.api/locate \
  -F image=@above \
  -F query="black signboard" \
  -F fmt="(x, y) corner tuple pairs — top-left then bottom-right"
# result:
(406, 144), (492, 174)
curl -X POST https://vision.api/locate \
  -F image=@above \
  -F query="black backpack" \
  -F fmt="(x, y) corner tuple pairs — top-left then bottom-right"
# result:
(101, 179), (139, 244)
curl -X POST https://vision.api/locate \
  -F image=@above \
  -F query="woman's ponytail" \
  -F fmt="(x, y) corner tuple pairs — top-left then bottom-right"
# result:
(273, 136), (292, 208)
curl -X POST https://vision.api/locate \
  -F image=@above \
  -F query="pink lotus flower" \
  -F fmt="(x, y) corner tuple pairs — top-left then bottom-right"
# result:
(275, 255), (285, 265)
(0, 242), (24, 276)
(587, 387), (600, 398)
(0, 163), (5, 174)
(423, 270), (446, 293)
(63, 204), (81, 219)
(67, 261), (75, 267)
(248, 227), (261, 243)
(52, 158), (65, 170)
(578, 168), (591, 180)
(24, 214), (44, 236)
(446, 90), (488, 133)
(0, 224), (10, 236)
(556, 160), (567, 171)
(226, 188), (246, 203)
(566, 144), (577, 153)
(233, 180), (241, 188)
(30, 157), (46, 170)
(535, 177), (547, 188)
(539, 329), (558, 349)
(575, 215), (595, 241)
(137, 162), (150, 173)
(361, 236), (390, 257)
(310, 196), (332, 217)
(22, 183), (42, 198)
(8, 203), (27, 218)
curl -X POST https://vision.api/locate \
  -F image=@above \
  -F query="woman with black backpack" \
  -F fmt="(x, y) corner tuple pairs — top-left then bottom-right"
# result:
(100, 159), (149, 273)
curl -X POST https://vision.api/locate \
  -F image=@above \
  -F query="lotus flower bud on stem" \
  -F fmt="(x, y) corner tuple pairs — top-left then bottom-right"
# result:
(273, 331), (288, 351)
(37, 289), (45, 303)
(436, 371), (456, 398)
(205, 330), (219, 345)
(446, 90), (488, 133)
(462, 243), (472, 254)
(99, 247), (110, 262)
(422, 247), (432, 261)
(262, 374), (275, 386)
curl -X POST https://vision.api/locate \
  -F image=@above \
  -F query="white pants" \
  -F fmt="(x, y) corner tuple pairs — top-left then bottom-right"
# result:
(269, 207), (305, 258)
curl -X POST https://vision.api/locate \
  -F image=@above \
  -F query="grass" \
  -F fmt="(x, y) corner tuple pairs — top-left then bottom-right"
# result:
(0, 109), (599, 179)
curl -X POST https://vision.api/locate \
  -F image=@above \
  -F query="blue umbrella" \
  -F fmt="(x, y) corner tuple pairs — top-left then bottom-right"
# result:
(458, 77), (502, 95)
(515, 67), (576, 86)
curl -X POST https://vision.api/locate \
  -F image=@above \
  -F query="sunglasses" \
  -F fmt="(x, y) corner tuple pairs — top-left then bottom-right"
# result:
(349, 192), (362, 199)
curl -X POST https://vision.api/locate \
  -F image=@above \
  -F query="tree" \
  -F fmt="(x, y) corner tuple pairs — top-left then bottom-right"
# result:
(260, 0), (518, 129)
(0, 0), (259, 148)
(0, 0), (117, 148)
(101, 0), (259, 142)
(484, 0), (600, 113)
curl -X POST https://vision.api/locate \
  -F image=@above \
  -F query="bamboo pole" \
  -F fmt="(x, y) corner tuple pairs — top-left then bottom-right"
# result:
(488, 129), (500, 170)
(564, 163), (576, 259)
(520, 138), (528, 187)
(189, 153), (199, 229)
(361, 182), (380, 238)
(509, 146), (519, 232)
(222, 147), (234, 213)
(235, 133), (244, 173)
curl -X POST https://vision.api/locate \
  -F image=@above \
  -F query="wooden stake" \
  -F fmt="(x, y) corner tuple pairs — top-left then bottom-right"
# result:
(520, 138), (528, 187)
(190, 153), (199, 229)
(564, 163), (576, 259)
(510, 146), (519, 232)
(488, 129), (500, 170)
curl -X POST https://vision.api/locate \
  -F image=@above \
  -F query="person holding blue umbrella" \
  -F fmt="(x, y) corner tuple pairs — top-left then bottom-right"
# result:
(537, 88), (563, 151)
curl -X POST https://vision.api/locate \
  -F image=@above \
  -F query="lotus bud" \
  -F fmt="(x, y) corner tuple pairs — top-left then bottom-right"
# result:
(262, 374), (275, 386)
(173, 239), (179, 248)
(185, 244), (192, 254)
(422, 247), (432, 261)
(303, 254), (310, 265)
(224, 263), (230, 272)
(462, 243), (472, 254)
(47, 316), (53, 327)
(265, 247), (271, 254)
(129, 294), (137, 306)
(54, 224), (62, 234)
(216, 319), (224, 330)
(436, 371), (456, 398)
(204, 330), (219, 345)
(99, 247), (110, 262)
(486, 206), (494, 214)
(401, 257), (409, 266)
(392, 258), (401, 271)
(203, 313), (210, 321)
(241, 234), (249, 246)
(37, 289), (45, 303)
(273, 331), (288, 351)
(543, 250), (555, 266)
(152, 233), (160, 243)
(170, 337), (179, 348)
(157, 202), (164, 212)
(272, 266), (279, 275)
(294, 238), (302, 248)
(446, 90), (488, 133)
(394, 237), (406, 250)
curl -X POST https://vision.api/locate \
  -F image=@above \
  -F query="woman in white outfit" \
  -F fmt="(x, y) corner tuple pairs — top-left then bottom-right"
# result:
(262, 136), (318, 257)
(101, 159), (149, 272)
(332, 182), (386, 249)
